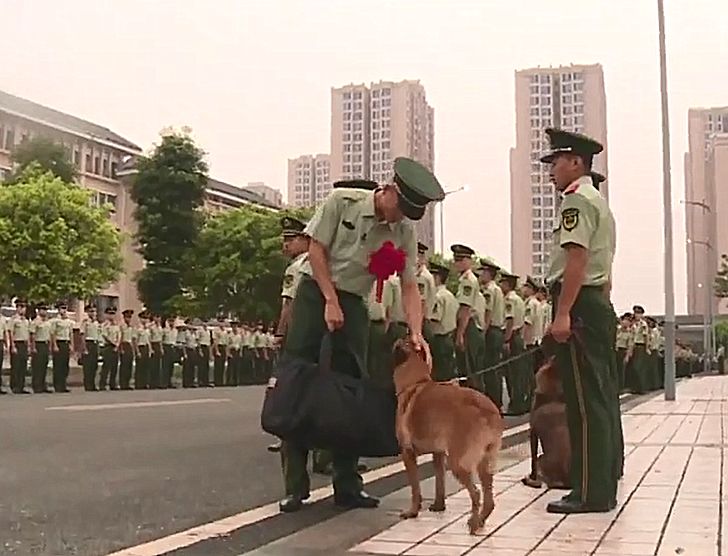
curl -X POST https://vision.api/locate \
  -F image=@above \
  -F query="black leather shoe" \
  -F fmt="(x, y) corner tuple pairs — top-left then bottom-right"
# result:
(279, 495), (305, 513)
(334, 491), (380, 509)
(267, 442), (282, 453)
(547, 498), (613, 514)
(357, 463), (369, 473)
(0, 389), (7, 395)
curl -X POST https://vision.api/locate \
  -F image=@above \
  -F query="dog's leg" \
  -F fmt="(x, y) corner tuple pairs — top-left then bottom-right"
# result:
(429, 452), (446, 512)
(521, 428), (543, 489)
(450, 461), (480, 535)
(476, 455), (495, 529)
(399, 448), (422, 519)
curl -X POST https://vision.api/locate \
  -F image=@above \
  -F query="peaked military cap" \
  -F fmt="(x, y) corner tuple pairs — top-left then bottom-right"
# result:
(499, 270), (519, 282)
(105, 307), (117, 315)
(524, 276), (539, 290)
(281, 216), (306, 237)
(56, 301), (68, 309)
(122, 309), (134, 316)
(86, 305), (97, 312)
(333, 179), (379, 190)
(633, 305), (645, 314)
(450, 244), (475, 258)
(393, 157), (445, 221)
(479, 257), (500, 272)
(36, 302), (49, 310)
(621, 312), (633, 320)
(590, 171), (606, 189)
(540, 128), (603, 167)
(429, 262), (450, 277)
(15, 298), (27, 306)
(417, 241), (429, 254)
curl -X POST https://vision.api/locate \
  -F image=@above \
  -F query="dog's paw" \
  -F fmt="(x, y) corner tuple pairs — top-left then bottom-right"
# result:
(428, 500), (446, 512)
(521, 476), (543, 489)
(399, 509), (419, 519)
(467, 513), (482, 535)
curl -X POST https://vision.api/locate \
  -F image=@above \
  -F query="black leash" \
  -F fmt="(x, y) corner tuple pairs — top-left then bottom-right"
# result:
(456, 346), (543, 382)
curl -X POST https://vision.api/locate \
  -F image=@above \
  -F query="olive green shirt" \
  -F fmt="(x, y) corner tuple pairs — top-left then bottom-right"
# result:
(183, 329), (198, 348)
(504, 290), (526, 330)
(197, 327), (212, 346)
(82, 319), (101, 342)
(135, 326), (151, 348)
(227, 331), (242, 350)
(383, 274), (406, 324)
(150, 323), (164, 343)
(281, 253), (308, 300)
(546, 177), (616, 287)
(649, 328), (662, 351)
(10, 316), (30, 342)
(472, 290), (487, 330)
(30, 318), (52, 342)
(616, 325), (632, 349)
(213, 326), (228, 346)
(301, 189), (418, 298)
(456, 269), (479, 311)
(482, 280), (505, 328)
(242, 330), (253, 348)
(632, 319), (650, 345)
(162, 326), (177, 345)
(120, 322), (134, 343)
(51, 317), (74, 342)
(524, 296), (541, 344)
(431, 284), (458, 335)
(417, 265), (437, 320)
(367, 283), (386, 321)
(102, 322), (121, 346)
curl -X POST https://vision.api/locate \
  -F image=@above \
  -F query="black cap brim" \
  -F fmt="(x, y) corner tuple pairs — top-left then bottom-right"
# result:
(398, 193), (426, 221)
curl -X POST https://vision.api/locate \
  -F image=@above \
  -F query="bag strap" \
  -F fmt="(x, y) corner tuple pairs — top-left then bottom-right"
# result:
(319, 332), (333, 373)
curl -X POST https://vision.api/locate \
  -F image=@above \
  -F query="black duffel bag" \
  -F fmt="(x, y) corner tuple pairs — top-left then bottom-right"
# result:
(260, 336), (400, 458)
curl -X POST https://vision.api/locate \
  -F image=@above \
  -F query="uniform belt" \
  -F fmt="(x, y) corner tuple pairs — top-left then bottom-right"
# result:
(57, 339), (70, 342)
(85, 339), (98, 343)
(370, 319), (385, 324)
(435, 331), (455, 337)
(549, 282), (607, 296)
(14, 340), (27, 344)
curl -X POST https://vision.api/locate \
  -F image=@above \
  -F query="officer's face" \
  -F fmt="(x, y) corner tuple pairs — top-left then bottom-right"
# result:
(499, 280), (511, 293)
(417, 252), (427, 266)
(17, 305), (26, 316)
(38, 308), (47, 318)
(550, 154), (583, 190)
(453, 256), (469, 273)
(377, 186), (404, 223)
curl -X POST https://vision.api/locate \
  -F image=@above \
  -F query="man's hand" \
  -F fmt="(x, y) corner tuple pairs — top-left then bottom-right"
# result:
(551, 312), (571, 343)
(324, 298), (344, 332)
(455, 332), (465, 351)
(273, 336), (284, 348)
(410, 331), (432, 369)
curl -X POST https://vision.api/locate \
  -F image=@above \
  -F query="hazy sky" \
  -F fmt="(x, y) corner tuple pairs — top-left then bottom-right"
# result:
(3, 0), (727, 314)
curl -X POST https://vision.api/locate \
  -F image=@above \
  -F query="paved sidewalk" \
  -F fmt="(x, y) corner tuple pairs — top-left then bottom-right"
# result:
(350, 375), (727, 556)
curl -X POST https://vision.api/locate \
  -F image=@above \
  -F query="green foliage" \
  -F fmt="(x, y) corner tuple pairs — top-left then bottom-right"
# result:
(715, 254), (728, 298)
(181, 206), (313, 321)
(131, 132), (208, 315)
(428, 253), (459, 293)
(715, 321), (728, 350)
(0, 166), (122, 302)
(6, 136), (77, 184)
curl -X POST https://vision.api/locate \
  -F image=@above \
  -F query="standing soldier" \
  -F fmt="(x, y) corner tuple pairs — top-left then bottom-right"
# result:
(226, 321), (242, 386)
(182, 320), (199, 388)
(118, 310), (135, 390)
(212, 315), (228, 387)
(451, 244), (485, 385)
(646, 317), (661, 391)
(416, 242), (437, 343)
(29, 303), (52, 393)
(430, 262), (458, 380)
(161, 316), (178, 389)
(134, 311), (152, 389)
(615, 313), (633, 393)
(80, 305), (101, 391)
(50, 301), (74, 393)
(479, 259), (505, 411)
(9, 299), (31, 394)
(0, 312), (7, 395)
(522, 276), (542, 392)
(149, 314), (164, 389)
(626, 305), (650, 394)
(196, 319), (212, 387)
(100, 307), (120, 390)
(541, 127), (619, 513)
(500, 272), (528, 415)
(383, 273), (407, 379)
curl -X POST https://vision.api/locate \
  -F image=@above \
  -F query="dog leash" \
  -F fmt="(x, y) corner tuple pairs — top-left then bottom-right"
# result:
(455, 346), (543, 382)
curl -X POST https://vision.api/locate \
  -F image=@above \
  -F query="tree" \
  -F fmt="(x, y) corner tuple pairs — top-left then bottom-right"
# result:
(6, 136), (77, 184)
(180, 205), (314, 321)
(0, 166), (122, 302)
(428, 253), (460, 293)
(131, 131), (208, 315)
(715, 321), (728, 351)
(714, 254), (728, 299)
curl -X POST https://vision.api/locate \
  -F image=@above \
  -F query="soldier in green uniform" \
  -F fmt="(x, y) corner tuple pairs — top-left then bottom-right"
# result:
(80, 305), (101, 391)
(182, 320), (199, 388)
(500, 272), (528, 414)
(479, 259), (505, 411)
(100, 307), (121, 390)
(9, 299), (31, 394)
(522, 276), (542, 402)
(430, 262), (458, 380)
(29, 303), (52, 393)
(416, 242), (437, 344)
(541, 127), (619, 513)
(50, 302), (74, 393)
(212, 315), (228, 387)
(278, 157), (444, 512)
(149, 314), (164, 389)
(161, 316), (178, 388)
(226, 321), (243, 386)
(615, 313), (633, 393)
(0, 313), (7, 395)
(452, 244), (485, 388)
(383, 273), (408, 377)
(647, 317), (662, 390)
(196, 320), (212, 387)
(626, 305), (650, 394)
(134, 311), (152, 389)
(118, 309), (135, 390)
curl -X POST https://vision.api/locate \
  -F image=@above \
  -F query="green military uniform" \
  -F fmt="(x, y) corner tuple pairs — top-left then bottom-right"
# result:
(212, 320), (228, 386)
(161, 320), (178, 388)
(615, 315), (633, 393)
(50, 304), (74, 393)
(30, 309), (52, 393)
(119, 310), (135, 390)
(647, 319), (662, 391)
(430, 263), (458, 381)
(9, 302), (30, 394)
(366, 283), (389, 386)
(523, 281), (542, 402)
(416, 242), (437, 343)
(227, 326), (243, 385)
(541, 128), (621, 513)
(0, 316), (7, 394)
(100, 308), (121, 390)
(149, 317), (164, 389)
(196, 324), (212, 387)
(81, 308), (101, 391)
(626, 309), (650, 394)
(383, 273), (408, 381)
(134, 314), (152, 389)
(502, 278), (528, 414)
(182, 323), (198, 388)
(279, 157), (443, 512)
(480, 261), (506, 410)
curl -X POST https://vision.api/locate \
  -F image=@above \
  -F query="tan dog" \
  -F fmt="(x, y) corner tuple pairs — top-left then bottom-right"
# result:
(521, 355), (571, 489)
(392, 339), (503, 534)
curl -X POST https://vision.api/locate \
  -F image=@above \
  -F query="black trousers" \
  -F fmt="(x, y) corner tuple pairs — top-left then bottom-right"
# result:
(197, 345), (211, 386)
(135, 345), (150, 389)
(162, 345), (177, 388)
(183, 347), (197, 387)
(83, 341), (99, 391)
(149, 343), (162, 388)
(100, 344), (119, 389)
(213, 348), (226, 386)
(10, 341), (29, 392)
(52, 340), (71, 392)
(31, 341), (50, 392)
(119, 342), (134, 389)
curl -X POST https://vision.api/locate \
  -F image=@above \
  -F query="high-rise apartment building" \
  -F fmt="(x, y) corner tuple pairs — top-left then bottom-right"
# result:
(286, 154), (331, 207)
(509, 64), (608, 279)
(685, 107), (728, 316)
(330, 80), (436, 248)
(245, 182), (283, 207)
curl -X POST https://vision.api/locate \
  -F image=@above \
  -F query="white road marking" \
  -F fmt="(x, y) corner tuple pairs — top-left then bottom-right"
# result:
(107, 391), (633, 555)
(45, 398), (231, 412)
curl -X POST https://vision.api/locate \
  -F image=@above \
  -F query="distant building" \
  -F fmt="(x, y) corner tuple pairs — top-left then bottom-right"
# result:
(509, 64), (608, 280)
(0, 88), (274, 314)
(245, 181), (282, 207)
(287, 153), (331, 207)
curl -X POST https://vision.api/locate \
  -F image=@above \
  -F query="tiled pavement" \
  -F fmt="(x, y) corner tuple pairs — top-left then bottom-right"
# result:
(351, 375), (728, 556)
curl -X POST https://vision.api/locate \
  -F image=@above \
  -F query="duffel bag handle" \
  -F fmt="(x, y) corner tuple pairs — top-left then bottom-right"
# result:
(319, 333), (333, 373)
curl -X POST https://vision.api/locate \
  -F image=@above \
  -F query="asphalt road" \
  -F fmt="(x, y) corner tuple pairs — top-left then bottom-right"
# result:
(0, 386), (531, 556)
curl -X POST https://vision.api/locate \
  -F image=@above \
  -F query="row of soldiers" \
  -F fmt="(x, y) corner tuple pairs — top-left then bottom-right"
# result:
(0, 301), (280, 394)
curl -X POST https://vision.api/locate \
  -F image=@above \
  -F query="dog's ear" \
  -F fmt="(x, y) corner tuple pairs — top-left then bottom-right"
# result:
(392, 339), (410, 368)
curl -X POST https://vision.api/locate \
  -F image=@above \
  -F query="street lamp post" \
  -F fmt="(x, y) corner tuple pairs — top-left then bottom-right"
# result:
(438, 185), (469, 255)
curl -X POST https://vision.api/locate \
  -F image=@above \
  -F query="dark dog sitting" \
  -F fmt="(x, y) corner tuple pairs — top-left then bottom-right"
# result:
(522, 353), (571, 489)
